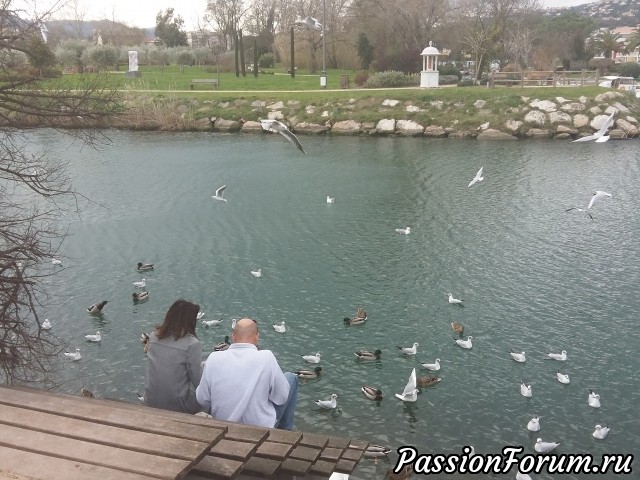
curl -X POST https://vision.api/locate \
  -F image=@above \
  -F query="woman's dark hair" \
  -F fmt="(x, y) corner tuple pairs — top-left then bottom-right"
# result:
(155, 299), (199, 340)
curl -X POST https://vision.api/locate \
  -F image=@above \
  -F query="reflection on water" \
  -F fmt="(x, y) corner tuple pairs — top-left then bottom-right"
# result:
(29, 130), (640, 479)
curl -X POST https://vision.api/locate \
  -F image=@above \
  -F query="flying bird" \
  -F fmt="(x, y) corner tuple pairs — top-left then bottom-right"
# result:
(296, 15), (323, 31)
(564, 206), (594, 220)
(395, 368), (418, 402)
(260, 119), (306, 154)
(588, 190), (612, 209)
(212, 185), (227, 202)
(468, 166), (484, 187)
(572, 111), (615, 143)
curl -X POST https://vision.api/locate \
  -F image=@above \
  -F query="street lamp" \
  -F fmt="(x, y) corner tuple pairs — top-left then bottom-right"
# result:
(320, 0), (326, 88)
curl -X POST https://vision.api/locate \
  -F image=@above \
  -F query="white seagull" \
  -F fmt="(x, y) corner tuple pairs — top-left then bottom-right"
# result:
(212, 185), (227, 202)
(395, 226), (411, 235)
(527, 415), (540, 432)
(588, 190), (612, 209)
(326, 195), (335, 204)
(592, 424), (610, 440)
(251, 269), (262, 278)
(301, 353), (321, 363)
(231, 318), (237, 330)
(84, 331), (101, 342)
(556, 371), (570, 384)
(315, 393), (338, 409)
(260, 119), (306, 154)
(136, 393), (144, 402)
(273, 321), (286, 333)
(510, 350), (526, 363)
(420, 358), (441, 371)
(41, 319), (52, 330)
(572, 111), (615, 143)
(132, 279), (146, 288)
(588, 389), (601, 408)
(202, 319), (224, 327)
(296, 15), (323, 31)
(64, 348), (81, 361)
(395, 368), (418, 402)
(520, 382), (532, 397)
(51, 258), (62, 265)
(468, 166), (484, 187)
(545, 350), (567, 361)
(396, 342), (419, 355)
(197, 311), (205, 320)
(455, 336), (473, 349)
(448, 293), (463, 304)
(564, 206), (594, 220)
(534, 438), (560, 453)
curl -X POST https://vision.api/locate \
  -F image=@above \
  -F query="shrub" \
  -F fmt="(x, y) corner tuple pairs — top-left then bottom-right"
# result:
(439, 75), (459, 85)
(364, 70), (415, 88)
(258, 53), (275, 68)
(354, 71), (369, 86)
(457, 77), (475, 87)
(438, 63), (461, 79)
(615, 62), (640, 79)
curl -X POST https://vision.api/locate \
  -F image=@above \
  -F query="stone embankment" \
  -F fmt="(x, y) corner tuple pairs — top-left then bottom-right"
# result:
(203, 90), (640, 140)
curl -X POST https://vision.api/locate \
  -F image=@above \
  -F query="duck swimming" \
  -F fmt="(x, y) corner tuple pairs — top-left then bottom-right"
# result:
(294, 366), (322, 379)
(137, 262), (154, 271)
(416, 375), (441, 387)
(354, 349), (382, 360)
(213, 335), (231, 352)
(361, 385), (383, 401)
(344, 316), (366, 325)
(87, 301), (108, 314)
(451, 321), (464, 335)
(132, 291), (149, 302)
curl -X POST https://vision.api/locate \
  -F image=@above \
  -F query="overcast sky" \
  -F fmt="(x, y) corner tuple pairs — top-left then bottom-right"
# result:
(28, 0), (598, 32)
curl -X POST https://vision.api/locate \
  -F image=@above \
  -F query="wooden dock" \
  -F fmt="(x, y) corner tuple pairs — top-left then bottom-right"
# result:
(0, 386), (369, 479)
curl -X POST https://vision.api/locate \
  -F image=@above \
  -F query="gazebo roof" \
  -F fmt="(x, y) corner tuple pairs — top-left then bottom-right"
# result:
(421, 41), (440, 56)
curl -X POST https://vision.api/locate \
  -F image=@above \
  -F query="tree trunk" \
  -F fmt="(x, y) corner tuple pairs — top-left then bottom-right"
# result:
(290, 27), (295, 78)
(234, 33), (240, 77)
(254, 38), (258, 78)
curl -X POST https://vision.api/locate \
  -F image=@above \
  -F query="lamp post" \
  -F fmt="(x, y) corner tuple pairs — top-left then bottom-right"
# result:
(320, 0), (327, 88)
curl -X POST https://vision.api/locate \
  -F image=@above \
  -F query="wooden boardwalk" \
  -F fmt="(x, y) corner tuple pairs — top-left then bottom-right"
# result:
(0, 386), (368, 480)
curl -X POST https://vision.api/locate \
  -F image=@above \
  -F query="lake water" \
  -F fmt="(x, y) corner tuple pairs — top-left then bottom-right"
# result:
(30, 129), (639, 478)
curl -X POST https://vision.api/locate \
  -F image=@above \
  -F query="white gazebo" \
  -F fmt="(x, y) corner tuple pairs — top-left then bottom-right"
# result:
(420, 41), (441, 88)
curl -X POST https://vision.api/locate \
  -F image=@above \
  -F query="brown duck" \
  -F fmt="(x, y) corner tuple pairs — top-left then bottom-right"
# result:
(416, 375), (441, 387)
(451, 321), (464, 335)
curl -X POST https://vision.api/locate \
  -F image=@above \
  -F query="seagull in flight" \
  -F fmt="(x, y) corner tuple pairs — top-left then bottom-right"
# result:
(212, 185), (227, 202)
(468, 166), (484, 187)
(588, 191), (612, 209)
(260, 119), (306, 154)
(296, 16), (323, 31)
(573, 111), (615, 143)
(395, 368), (418, 402)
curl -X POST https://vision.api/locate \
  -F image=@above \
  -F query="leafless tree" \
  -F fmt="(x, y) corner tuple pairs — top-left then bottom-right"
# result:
(0, 2), (122, 385)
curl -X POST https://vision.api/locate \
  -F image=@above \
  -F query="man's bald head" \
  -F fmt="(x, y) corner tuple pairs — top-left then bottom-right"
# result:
(232, 318), (259, 344)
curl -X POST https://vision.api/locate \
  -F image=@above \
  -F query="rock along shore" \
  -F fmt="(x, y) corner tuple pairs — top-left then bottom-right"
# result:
(170, 90), (640, 140)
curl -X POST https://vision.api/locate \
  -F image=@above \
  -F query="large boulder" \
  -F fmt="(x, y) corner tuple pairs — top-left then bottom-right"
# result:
(213, 118), (241, 132)
(294, 122), (330, 134)
(549, 111), (572, 125)
(382, 99), (400, 107)
(477, 129), (517, 139)
(423, 125), (446, 138)
(396, 120), (424, 136)
(376, 119), (396, 134)
(590, 114), (614, 131)
(331, 120), (362, 135)
(240, 120), (262, 132)
(530, 99), (557, 112)
(561, 102), (586, 113)
(615, 118), (639, 137)
(525, 128), (551, 138)
(573, 114), (589, 128)
(503, 120), (523, 135)
(524, 110), (546, 126)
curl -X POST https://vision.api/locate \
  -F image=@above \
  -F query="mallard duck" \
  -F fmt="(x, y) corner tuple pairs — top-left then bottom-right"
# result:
(451, 321), (464, 335)
(416, 375), (441, 387)
(344, 316), (366, 325)
(137, 262), (154, 271)
(361, 385), (383, 401)
(364, 445), (391, 464)
(355, 349), (382, 360)
(294, 366), (322, 379)
(140, 332), (150, 353)
(87, 301), (107, 314)
(132, 291), (149, 302)
(213, 335), (230, 352)
(386, 465), (413, 480)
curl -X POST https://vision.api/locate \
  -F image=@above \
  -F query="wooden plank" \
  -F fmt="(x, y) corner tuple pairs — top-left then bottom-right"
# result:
(190, 456), (243, 480)
(0, 424), (192, 479)
(240, 456), (280, 478)
(253, 440), (293, 460)
(300, 433), (329, 449)
(333, 458), (356, 474)
(0, 403), (218, 461)
(264, 430), (302, 445)
(0, 444), (157, 480)
(309, 459), (336, 477)
(325, 436), (350, 449)
(0, 387), (220, 444)
(224, 425), (269, 444)
(288, 445), (321, 463)
(318, 447), (343, 462)
(340, 447), (366, 462)
(209, 439), (257, 461)
(279, 458), (311, 476)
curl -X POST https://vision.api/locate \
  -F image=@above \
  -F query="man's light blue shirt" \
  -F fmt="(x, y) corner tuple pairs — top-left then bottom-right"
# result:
(196, 343), (290, 428)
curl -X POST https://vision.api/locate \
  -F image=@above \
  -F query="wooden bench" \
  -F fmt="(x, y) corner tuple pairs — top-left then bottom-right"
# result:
(191, 79), (218, 90)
